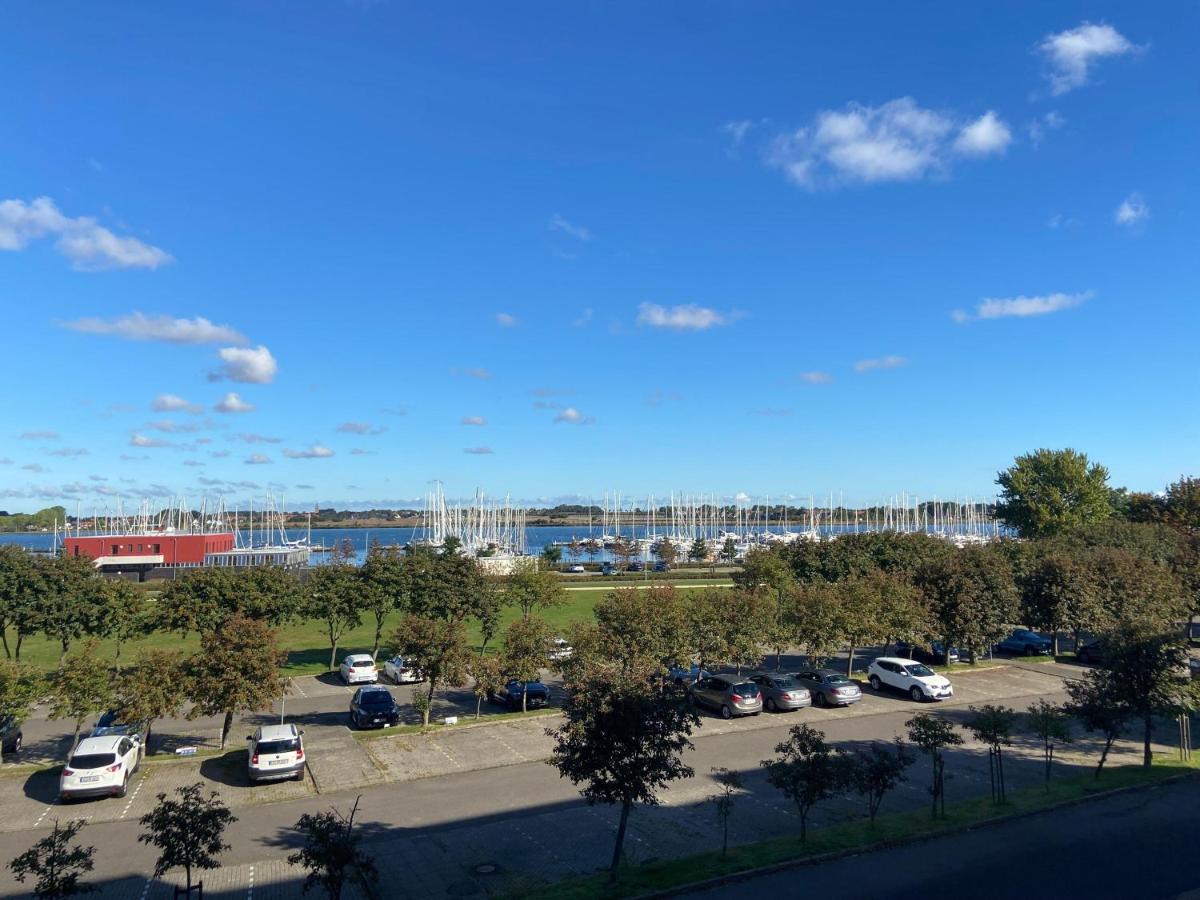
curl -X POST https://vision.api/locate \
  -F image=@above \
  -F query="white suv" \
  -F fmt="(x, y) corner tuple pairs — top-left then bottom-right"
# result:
(382, 654), (423, 684)
(867, 657), (954, 702)
(247, 723), (305, 783)
(339, 653), (378, 685)
(59, 735), (141, 801)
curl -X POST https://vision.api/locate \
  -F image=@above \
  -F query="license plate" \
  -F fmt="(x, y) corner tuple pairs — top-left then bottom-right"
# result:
(80, 775), (100, 783)
(269, 759), (287, 766)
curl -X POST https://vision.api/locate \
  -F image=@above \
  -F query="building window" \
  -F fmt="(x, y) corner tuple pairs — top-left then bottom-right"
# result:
(111, 544), (120, 555)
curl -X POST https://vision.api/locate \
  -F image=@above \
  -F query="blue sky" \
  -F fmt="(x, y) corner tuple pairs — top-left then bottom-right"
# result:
(1, 2), (1196, 512)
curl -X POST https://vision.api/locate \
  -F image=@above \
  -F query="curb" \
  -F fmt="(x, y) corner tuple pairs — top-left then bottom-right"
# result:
(631, 769), (1200, 900)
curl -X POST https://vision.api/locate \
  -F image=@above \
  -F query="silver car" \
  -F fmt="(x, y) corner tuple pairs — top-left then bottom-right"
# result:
(689, 676), (763, 719)
(247, 723), (305, 783)
(749, 673), (812, 712)
(791, 668), (863, 707)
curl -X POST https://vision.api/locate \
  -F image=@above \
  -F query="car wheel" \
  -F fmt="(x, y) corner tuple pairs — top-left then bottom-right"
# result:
(869, 675), (882, 691)
(910, 686), (924, 702)
(813, 691), (826, 708)
(115, 774), (129, 798)
(765, 697), (777, 713)
(720, 704), (733, 720)
(11, 734), (21, 754)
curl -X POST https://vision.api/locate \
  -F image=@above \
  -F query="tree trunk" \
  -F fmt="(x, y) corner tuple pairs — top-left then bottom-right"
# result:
(14, 631), (22, 661)
(1, 629), (10, 659)
(1051, 631), (1059, 656)
(372, 620), (383, 660)
(798, 808), (808, 842)
(329, 640), (338, 672)
(846, 645), (856, 677)
(1143, 713), (1153, 768)
(522, 688), (528, 714)
(424, 684), (434, 727)
(609, 799), (632, 882)
(185, 862), (193, 894)
(60, 638), (70, 661)
(1096, 737), (1114, 778)
(475, 694), (482, 720)
(221, 711), (233, 749)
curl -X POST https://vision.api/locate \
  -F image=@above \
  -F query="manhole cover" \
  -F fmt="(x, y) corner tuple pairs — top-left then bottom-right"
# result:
(474, 863), (498, 875)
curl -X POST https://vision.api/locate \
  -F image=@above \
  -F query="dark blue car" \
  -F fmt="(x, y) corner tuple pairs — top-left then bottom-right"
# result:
(349, 685), (401, 729)
(995, 629), (1053, 656)
(489, 680), (550, 710)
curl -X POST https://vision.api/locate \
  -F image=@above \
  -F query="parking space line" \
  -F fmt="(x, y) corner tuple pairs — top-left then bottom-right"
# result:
(120, 776), (147, 819)
(33, 804), (55, 827)
(290, 679), (308, 698)
(430, 740), (461, 768)
(139, 878), (151, 900)
(513, 822), (565, 864)
(247, 864), (254, 900)
(491, 733), (528, 762)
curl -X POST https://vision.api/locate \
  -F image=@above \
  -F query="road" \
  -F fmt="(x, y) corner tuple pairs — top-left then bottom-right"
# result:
(691, 775), (1200, 900)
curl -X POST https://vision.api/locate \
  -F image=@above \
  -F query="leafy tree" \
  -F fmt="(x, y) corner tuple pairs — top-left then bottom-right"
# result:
(186, 615), (285, 748)
(360, 543), (405, 660)
(114, 649), (189, 746)
(468, 653), (504, 720)
(503, 557), (566, 620)
(402, 547), (490, 626)
(49, 640), (113, 747)
(962, 704), (1017, 803)
(159, 566), (300, 635)
(541, 544), (563, 568)
(590, 587), (689, 679)
(710, 767), (741, 858)
(1065, 670), (1132, 778)
(835, 571), (911, 677)
(1027, 699), (1072, 790)
(8, 819), (95, 898)
(305, 562), (363, 671)
(995, 448), (1113, 538)
(918, 545), (1018, 663)
(138, 783), (236, 897)
(1020, 552), (1097, 655)
(761, 724), (846, 841)
(1163, 475), (1200, 534)
(94, 580), (154, 673)
(500, 616), (553, 712)
(389, 614), (471, 727)
(1088, 548), (1188, 634)
(723, 588), (770, 675)
(288, 798), (378, 900)
(733, 549), (796, 669)
(686, 589), (734, 674)
(688, 537), (709, 564)
(720, 537), (737, 565)
(780, 531), (952, 585)
(548, 673), (698, 882)
(654, 539), (677, 567)
(32, 555), (103, 659)
(791, 582), (843, 665)
(906, 713), (963, 818)
(0, 659), (43, 745)
(842, 739), (915, 826)
(610, 539), (635, 570)
(0, 544), (40, 660)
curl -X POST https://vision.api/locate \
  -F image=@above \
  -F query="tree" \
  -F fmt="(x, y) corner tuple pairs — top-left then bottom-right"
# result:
(962, 704), (1017, 804)
(842, 739), (915, 826)
(906, 713), (963, 818)
(114, 649), (189, 745)
(610, 539), (635, 571)
(402, 547), (491, 626)
(1027, 699), (1072, 790)
(835, 572), (909, 677)
(686, 589), (734, 674)
(1020, 552), (1097, 656)
(500, 616), (553, 712)
(590, 587), (689, 680)
(540, 544), (563, 568)
(305, 562), (363, 671)
(94, 579), (153, 673)
(8, 819), (95, 899)
(918, 545), (1018, 663)
(0, 659), (43, 746)
(49, 641), (113, 747)
(159, 566), (300, 635)
(1065, 671), (1132, 778)
(503, 557), (565, 620)
(791, 582), (843, 665)
(138, 782), (235, 897)
(761, 724), (846, 841)
(389, 614), (470, 727)
(288, 797), (378, 900)
(1163, 475), (1200, 534)
(723, 589), (770, 675)
(710, 767), (741, 858)
(733, 549), (797, 669)
(995, 448), (1113, 538)
(688, 537), (709, 564)
(32, 555), (103, 659)
(654, 539), (677, 567)
(186, 615), (285, 748)
(0, 544), (41, 660)
(359, 543), (405, 660)
(720, 537), (737, 565)
(548, 672), (698, 882)
(467, 653), (504, 720)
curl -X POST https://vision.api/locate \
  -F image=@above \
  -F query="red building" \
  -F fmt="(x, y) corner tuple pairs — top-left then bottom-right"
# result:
(64, 532), (235, 569)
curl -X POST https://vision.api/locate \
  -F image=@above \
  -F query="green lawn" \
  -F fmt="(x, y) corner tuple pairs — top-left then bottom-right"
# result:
(508, 758), (1200, 900)
(2, 581), (722, 677)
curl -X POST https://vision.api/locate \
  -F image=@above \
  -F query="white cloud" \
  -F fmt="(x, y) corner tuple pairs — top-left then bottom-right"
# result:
(1029, 111), (1065, 147)
(723, 119), (754, 146)
(953, 111), (1012, 156)
(953, 291), (1092, 323)
(1114, 193), (1149, 226)
(215, 392), (255, 413)
(350, 448), (375, 456)
(549, 214), (592, 242)
(47, 447), (88, 457)
(854, 355), (908, 373)
(212, 345), (278, 384)
(65, 313), (246, 345)
(1038, 22), (1139, 95)
(237, 433), (281, 444)
(0, 197), (171, 270)
(461, 416), (487, 426)
(283, 444), (334, 459)
(182, 460), (205, 467)
(799, 371), (833, 385)
(637, 303), (730, 331)
(21, 464), (47, 474)
(210, 450), (231, 458)
(768, 97), (1011, 189)
(553, 407), (594, 425)
(573, 308), (593, 328)
(494, 312), (517, 327)
(19, 430), (58, 440)
(153, 393), (204, 414)
(245, 454), (272, 465)
(336, 422), (385, 435)
(146, 419), (205, 433)
(463, 446), (494, 455)
(130, 432), (173, 448)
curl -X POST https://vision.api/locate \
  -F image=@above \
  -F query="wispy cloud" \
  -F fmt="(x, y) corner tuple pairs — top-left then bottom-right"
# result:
(554, 407), (595, 425)
(211, 345), (277, 384)
(283, 444), (334, 459)
(646, 389), (682, 407)
(463, 446), (494, 455)
(854, 355), (908, 373)
(244, 454), (272, 465)
(182, 460), (205, 467)
(636, 303), (732, 331)
(0, 197), (171, 270)
(767, 97), (1011, 189)
(64, 313), (243, 344)
(146, 419), (206, 434)
(494, 312), (517, 328)
(1028, 111), (1065, 148)
(21, 463), (47, 474)
(349, 448), (375, 456)
(461, 416), (487, 427)
(153, 393), (204, 414)
(573, 308), (594, 328)
(549, 214), (592, 242)
(953, 291), (1092, 323)
(19, 430), (58, 440)
(209, 450), (231, 458)
(130, 432), (174, 448)
(753, 408), (792, 417)
(1114, 193), (1149, 226)
(237, 433), (281, 444)
(1038, 22), (1140, 95)
(214, 392), (255, 414)
(799, 371), (833, 385)
(336, 422), (386, 435)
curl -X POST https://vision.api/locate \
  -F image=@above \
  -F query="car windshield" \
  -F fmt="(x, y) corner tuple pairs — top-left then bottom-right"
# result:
(825, 674), (852, 684)
(905, 664), (935, 677)
(360, 692), (393, 707)
(733, 683), (759, 695)
(69, 752), (116, 770)
(257, 739), (299, 755)
(773, 677), (799, 689)
(350, 660), (373, 668)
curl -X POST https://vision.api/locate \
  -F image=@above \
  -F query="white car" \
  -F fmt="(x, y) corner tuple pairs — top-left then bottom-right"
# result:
(382, 654), (423, 684)
(548, 638), (574, 661)
(247, 723), (305, 783)
(867, 657), (954, 702)
(567, 565), (586, 574)
(339, 653), (378, 685)
(59, 734), (141, 801)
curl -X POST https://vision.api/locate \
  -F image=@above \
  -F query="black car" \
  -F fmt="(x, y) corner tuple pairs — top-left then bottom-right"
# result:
(893, 641), (960, 665)
(653, 561), (671, 572)
(90, 710), (151, 748)
(489, 680), (551, 710)
(0, 715), (22, 758)
(349, 686), (401, 729)
(1076, 640), (1106, 665)
(627, 561), (644, 573)
(995, 629), (1054, 657)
